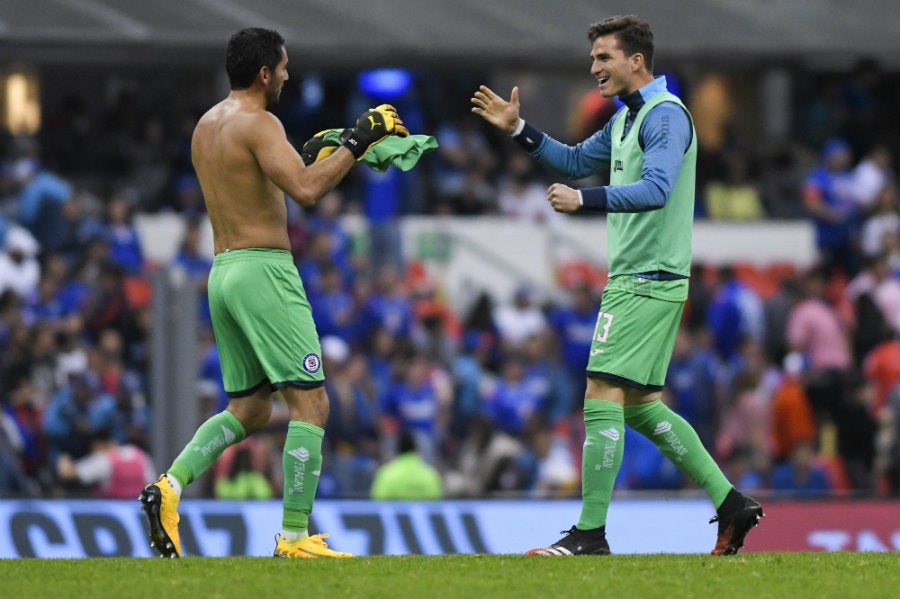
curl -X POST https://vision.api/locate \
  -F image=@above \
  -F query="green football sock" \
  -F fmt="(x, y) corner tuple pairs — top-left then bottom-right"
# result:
(577, 399), (625, 530)
(168, 410), (246, 488)
(624, 400), (732, 508)
(282, 421), (325, 533)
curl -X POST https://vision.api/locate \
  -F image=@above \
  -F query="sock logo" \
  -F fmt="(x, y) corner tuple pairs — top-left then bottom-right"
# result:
(598, 428), (620, 442)
(653, 421), (672, 435)
(222, 425), (236, 444)
(196, 427), (235, 457)
(288, 447), (310, 463)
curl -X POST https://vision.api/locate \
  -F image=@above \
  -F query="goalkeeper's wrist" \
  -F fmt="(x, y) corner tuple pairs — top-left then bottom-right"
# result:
(341, 130), (368, 160)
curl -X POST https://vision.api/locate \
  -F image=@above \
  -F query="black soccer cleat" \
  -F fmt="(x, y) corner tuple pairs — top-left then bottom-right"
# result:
(709, 493), (764, 555)
(526, 525), (611, 556)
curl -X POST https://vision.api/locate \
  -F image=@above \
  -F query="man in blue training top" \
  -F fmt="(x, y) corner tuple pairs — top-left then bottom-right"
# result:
(471, 14), (763, 556)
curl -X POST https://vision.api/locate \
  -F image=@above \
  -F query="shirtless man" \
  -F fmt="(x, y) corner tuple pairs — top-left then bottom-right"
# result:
(139, 27), (407, 559)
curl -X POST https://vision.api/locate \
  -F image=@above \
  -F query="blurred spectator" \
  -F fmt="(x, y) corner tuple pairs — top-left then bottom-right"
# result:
(786, 266), (852, 427)
(171, 217), (212, 278)
(704, 152), (764, 219)
(863, 333), (900, 418)
(103, 195), (144, 274)
(845, 251), (900, 335)
(716, 367), (771, 475)
(721, 445), (766, 495)
(24, 270), (69, 327)
(410, 285), (462, 368)
(55, 427), (154, 499)
(432, 115), (497, 215)
(770, 439), (833, 497)
(481, 353), (547, 438)
(876, 384), (900, 495)
(859, 182), (899, 260)
(358, 265), (414, 342)
(171, 217), (213, 325)
(493, 283), (548, 352)
(213, 440), (275, 500)
(762, 275), (802, 366)
(0, 226), (41, 300)
(308, 263), (356, 343)
(10, 157), (73, 251)
(0, 404), (42, 497)
(442, 415), (523, 497)
(22, 323), (59, 408)
(759, 142), (805, 219)
(379, 352), (452, 465)
(82, 263), (140, 345)
(3, 379), (47, 483)
(665, 326), (722, 448)
(449, 331), (495, 443)
(48, 192), (104, 264)
(802, 138), (861, 277)
(567, 88), (618, 142)
(516, 417), (579, 496)
(370, 429), (443, 500)
(851, 144), (895, 213)
(521, 332), (574, 424)
(770, 352), (818, 463)
(366, 326), (400, 402)
(43, 371), (118, 465)
(306, 190), (354, 273)
(296, 229), (337, 298)
(706, 265), (765, 362)
(547, 283), (598, 403)
(496, 153), (559, 225)
(322, 337), (380, 497)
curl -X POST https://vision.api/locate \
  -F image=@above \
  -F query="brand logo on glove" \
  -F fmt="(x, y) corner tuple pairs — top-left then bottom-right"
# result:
(367, 115), (377, 129)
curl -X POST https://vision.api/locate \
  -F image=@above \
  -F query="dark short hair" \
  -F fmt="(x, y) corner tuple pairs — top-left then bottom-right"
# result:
(225, 28), (285, 89)
(588, 15), (654, 72)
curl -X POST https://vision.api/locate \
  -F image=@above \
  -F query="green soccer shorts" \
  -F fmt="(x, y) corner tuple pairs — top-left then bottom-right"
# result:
(207, 248), (324, 397)
(586, 274), (687, 390)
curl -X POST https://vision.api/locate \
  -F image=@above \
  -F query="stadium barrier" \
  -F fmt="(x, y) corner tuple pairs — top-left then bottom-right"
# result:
(2, 498), (898, 558)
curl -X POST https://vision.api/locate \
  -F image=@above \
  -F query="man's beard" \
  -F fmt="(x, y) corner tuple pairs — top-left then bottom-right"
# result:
(265, 83), (282, 107)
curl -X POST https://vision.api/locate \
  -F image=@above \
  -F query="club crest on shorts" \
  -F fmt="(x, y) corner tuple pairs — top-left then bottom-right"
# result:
(302, 352), (321, 374)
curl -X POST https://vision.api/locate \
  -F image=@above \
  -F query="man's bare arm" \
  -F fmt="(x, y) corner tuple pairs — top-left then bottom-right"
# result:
(250, 112), (354, 207)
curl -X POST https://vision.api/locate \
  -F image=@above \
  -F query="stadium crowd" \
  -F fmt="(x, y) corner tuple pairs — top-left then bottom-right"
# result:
(1, 61), (900, 501)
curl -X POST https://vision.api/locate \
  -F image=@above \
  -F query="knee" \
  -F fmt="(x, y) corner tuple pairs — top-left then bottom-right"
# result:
(228, 401), (272, 435)
(283, 386), (329, 427)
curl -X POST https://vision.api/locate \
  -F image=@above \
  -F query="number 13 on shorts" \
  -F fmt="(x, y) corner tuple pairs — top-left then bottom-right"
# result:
(594, 311), (614, 343)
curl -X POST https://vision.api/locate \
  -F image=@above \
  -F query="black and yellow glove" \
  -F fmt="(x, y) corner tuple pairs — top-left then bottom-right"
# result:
(300, 130), (342, 166)
(342, 104), (409, 161)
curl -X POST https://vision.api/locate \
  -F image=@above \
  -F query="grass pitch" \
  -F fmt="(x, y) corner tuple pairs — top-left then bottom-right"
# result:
(1, 552), (896, 599)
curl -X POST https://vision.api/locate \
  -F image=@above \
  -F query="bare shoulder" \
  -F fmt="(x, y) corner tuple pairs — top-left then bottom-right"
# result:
(195, 100), (283, 141)
(245, 110), (286, 144)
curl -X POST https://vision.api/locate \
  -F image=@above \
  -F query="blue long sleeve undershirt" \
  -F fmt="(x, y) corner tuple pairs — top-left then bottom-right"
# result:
(518, 76), (692, 212)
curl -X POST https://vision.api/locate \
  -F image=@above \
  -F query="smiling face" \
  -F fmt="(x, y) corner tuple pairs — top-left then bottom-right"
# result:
(589, 33), (649, 98)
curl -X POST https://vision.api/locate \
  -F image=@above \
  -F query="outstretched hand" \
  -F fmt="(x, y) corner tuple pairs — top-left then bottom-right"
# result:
(471, 85), (520, 134)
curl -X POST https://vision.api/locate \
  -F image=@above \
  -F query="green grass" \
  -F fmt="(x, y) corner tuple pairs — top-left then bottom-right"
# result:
(1, 553), (897, 599)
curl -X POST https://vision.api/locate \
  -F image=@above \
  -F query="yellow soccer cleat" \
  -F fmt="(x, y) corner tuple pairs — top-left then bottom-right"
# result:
(273, 533), (354, 558)
(139, 475), (182, 558)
